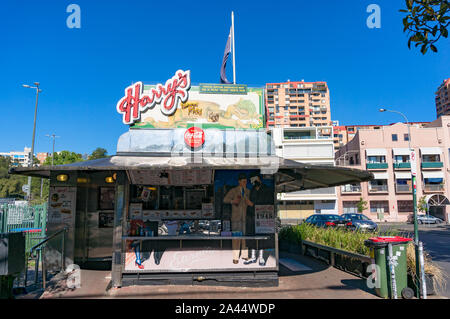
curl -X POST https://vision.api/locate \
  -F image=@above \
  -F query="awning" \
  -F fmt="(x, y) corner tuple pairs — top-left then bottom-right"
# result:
(422, 171), (444, 179)
(9, 155), (374, 193)
(392, 148), (411, 156)
(372, 172), (389, 180)
(395, 172), (412, 179)
(366, 149), (387, 156)
(420, 147), (442, 155)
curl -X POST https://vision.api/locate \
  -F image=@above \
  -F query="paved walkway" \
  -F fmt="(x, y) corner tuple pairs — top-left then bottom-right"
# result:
(32, 253), (378, 299)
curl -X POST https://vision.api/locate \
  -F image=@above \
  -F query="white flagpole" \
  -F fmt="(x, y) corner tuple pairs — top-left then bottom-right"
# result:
(232, 11), (236, 84)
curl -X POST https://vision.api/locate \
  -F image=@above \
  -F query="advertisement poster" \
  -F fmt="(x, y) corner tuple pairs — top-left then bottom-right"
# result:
(134, 85), (264, 129)
(129, 169), (212, 186)
(48, 187), (76, 226)
(124, 245), (276, 272)
(255, 205), (275, 234)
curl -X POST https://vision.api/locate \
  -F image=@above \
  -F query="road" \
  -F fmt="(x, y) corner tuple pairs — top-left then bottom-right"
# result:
(379, 223), (450, 298)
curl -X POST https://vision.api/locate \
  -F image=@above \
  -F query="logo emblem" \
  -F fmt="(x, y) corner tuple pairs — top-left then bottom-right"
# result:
(184, 127), (205, 148)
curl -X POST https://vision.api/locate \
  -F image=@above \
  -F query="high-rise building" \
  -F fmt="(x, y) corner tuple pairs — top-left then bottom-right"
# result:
(265, 81), (332, 130)
(436, 78), (450, 118)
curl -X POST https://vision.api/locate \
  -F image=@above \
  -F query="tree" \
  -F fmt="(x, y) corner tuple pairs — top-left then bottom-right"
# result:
(357, 197), (368, 213)
(418, 196), (428, 213)
(43, 150), (84, 166)
(88, 147), (108, 160)
(400, 0), (450, 54)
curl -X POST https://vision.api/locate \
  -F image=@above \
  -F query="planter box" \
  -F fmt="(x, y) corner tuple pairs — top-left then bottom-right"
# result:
(288, 243), (303, 255)
(279, 240), (289, 252)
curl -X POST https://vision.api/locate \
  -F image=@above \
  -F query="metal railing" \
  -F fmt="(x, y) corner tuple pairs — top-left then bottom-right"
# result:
(341, 185), (362, 193)
(396, 184), (412, 192)
(423, 184), (445, 192)
(369, 185), (389, 192)
(24, 227), (68, 289)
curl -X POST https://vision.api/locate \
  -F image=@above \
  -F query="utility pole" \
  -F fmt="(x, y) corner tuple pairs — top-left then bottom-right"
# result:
(22, 82), (42, 203)
(46, 134), (60, 166)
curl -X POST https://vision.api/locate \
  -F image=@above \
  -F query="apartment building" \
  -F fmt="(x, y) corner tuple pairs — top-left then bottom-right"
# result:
(335, 117), (450, 223)
(436, 78), (450, 118)
(333, 123), (429, 151)
(0, 147), (32, 167)
(270, 126), (337, 222)
(265, 80), (332, 130)
(36, 152), (50, 165)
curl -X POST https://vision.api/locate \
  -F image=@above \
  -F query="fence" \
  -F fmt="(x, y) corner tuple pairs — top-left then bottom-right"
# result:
(0, 203), (47, 254)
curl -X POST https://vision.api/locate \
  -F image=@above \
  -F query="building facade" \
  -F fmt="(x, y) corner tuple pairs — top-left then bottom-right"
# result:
(270, 126), (337, 222)
(0, 147), (31, 167)
(335, 117), (450, 223)
(436, 78), (450, 118)
(36, 152), (49, 165)
(265, 80), (332, 130)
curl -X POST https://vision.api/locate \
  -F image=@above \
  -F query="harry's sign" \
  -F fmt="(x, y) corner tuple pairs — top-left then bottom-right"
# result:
(117, 70), (191, 125)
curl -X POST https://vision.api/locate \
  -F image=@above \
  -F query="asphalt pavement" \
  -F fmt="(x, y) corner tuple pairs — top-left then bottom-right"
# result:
(379, 223), (450, 298)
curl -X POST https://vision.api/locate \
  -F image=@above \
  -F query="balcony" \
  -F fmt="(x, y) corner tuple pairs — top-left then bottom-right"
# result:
(423, 184), (445, 192)
(341, 185), (362, 194)
(421, 162), (443, 169)
(393, 162), (411, 170)
(369, 185), (389, 193)
(395, 184), (412, 193)
(366, 163), (388, 170)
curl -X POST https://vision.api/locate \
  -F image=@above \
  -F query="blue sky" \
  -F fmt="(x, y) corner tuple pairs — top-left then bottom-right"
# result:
(0, 0), (449, 156)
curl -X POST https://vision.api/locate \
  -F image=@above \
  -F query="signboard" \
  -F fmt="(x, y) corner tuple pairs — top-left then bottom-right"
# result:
(410, 150), (417, 177)
(129, 169), (212, 186)
(116, 70), (264, 129)
(184, 127), (205, 148)
(255, 205), (275, 234)
(48, 187), (76, 226)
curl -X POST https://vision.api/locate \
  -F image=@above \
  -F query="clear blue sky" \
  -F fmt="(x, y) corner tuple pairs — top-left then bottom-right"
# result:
(0, 0), (449, 156)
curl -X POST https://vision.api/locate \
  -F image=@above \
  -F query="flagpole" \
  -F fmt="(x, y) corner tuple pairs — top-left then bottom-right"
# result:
(231, 11), (236, 84)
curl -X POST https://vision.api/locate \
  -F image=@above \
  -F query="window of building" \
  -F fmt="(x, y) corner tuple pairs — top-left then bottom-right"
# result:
(392, 134), (398, 141)
(397, 200), (413, 213)
(370, 201), (389, 213)
(343, 201), (359, 214)
(404, 134), (409, 141)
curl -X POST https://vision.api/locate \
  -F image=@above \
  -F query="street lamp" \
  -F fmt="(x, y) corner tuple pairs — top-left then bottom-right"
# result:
(379, 107), (422, 297)
(46, 134), (60, 166)
(22, 82), (42, 202)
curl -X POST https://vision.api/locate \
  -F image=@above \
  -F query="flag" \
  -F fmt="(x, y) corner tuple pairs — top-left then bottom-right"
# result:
(220, 28), (232, 84)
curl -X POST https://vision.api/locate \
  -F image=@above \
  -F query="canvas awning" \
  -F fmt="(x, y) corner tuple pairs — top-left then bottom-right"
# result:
(9, 155), (373, 193)
(372, 172), (389, 180)
(366, 149), (387, 156)
(422, 171), (444, 179)
(420, 147), (442, 155)
(394, 172), (412, 179)
(392, 148), (411, 156)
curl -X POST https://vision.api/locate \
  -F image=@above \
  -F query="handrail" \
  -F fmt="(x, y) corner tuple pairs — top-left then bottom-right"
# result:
(30, 227), (67, 254)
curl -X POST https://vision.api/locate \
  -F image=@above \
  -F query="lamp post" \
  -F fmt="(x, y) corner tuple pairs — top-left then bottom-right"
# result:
(46, 134), (60, 166)
(22, 82), (42, 202)
(379, 108), (421, 297)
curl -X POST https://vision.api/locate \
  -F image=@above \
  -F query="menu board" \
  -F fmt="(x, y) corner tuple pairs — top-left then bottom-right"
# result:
(129, 203), (143, 220)
(129, 169), (212, 186)
(48, 187), (76, 226)
(255, 205), (275, 234)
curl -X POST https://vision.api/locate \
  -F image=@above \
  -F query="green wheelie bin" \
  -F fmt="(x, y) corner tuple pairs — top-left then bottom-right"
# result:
(364, 236), (414, 299)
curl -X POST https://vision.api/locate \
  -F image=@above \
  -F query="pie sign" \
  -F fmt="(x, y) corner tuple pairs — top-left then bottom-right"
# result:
(184, 127), (205, 148)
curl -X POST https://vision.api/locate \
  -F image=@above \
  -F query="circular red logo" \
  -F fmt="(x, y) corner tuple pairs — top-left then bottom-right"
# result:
(184, 127), (205, 148)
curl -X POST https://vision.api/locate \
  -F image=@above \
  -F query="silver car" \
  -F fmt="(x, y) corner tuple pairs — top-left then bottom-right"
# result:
(341, 213), (378, 232)
(408, 214), (443, 224)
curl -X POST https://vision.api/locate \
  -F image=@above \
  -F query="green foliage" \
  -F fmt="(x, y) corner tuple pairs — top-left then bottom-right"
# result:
(0, 156), (49, 202)
(357, 197), (368, 213)
(43, 150), (84, 166)
(88, 147), (108, 160)
(281, 222), (399, 256)
(418, 196), (428, 213)
(400, 0), (450, 54)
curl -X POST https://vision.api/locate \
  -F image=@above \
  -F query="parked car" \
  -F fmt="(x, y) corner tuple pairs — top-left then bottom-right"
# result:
(304, 214), (350, 228)
(407, 214), (443, 224)
(341, 213), (378, 232)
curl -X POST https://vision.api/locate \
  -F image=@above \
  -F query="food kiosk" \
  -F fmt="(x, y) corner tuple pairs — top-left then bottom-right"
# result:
(10, 70), (372, 287)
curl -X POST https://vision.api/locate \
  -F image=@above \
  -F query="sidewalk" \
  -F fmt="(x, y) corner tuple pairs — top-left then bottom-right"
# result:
(31, 253), (378, 299)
